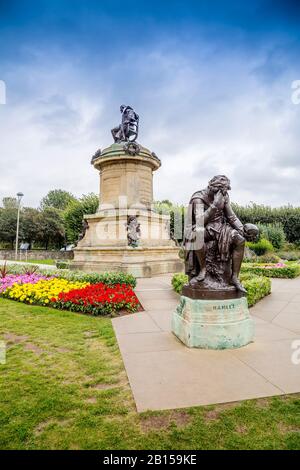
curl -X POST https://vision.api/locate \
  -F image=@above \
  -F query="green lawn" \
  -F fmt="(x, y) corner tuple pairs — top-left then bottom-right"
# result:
(14, 259), (56, 265)
(0, 298), (299, 450)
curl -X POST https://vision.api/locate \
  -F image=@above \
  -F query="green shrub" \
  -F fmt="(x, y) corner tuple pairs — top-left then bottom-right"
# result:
(241, 263), (300, 278)
(57, 270), (137, 287)
(55, 261), (70, 269)
(283, 215), (300, 244)
(257, 253), (281, 263)
(2, 263), (137, 288)
(239, 274), (271, 307)
(243, 247), (257, 263)
(258, 223), (286, 250)
(277, 251), (300, 261)
(171, 272), (188, 294)
(171, 272), (271, 307)
(232, 202), (300, 244)
(247, 238), (273, 256)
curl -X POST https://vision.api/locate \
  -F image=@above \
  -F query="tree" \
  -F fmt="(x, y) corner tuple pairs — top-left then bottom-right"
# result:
(2, 197), (18, 209)
(64, 193), (99, 243)
(0, 206), (17, 248)
(40, 189), (76, 211)
(20, 207), (42, 248)
(38, 208), (65, 249)
(154, 200), (185, 244)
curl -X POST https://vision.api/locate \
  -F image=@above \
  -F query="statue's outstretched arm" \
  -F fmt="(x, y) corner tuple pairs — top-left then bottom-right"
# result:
(224, 201), (244, 232)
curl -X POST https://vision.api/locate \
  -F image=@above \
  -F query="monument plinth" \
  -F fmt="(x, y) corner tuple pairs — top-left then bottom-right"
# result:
(72, 107), (182, 277)
(94, 143), (160, 210)
(172, 296), (254, 349)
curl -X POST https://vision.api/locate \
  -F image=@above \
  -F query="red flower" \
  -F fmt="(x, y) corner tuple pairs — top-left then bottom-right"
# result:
(50, 282), (139, 315)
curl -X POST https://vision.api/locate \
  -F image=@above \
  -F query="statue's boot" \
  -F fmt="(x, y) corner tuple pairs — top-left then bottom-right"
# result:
(231, 241), (246, 293)
(189, 249), (207, 286)
(189, 269), (206, 286)
(231, 275), (247, 294)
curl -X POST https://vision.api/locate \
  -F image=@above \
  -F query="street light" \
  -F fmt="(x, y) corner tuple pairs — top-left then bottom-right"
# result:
(15, 192), (24, 260)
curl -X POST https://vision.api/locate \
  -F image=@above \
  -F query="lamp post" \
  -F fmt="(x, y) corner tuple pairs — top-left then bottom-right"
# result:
(15, 192), (24, 261)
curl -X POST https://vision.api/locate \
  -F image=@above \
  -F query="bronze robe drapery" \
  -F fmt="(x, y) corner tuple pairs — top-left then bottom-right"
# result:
(184, 189), (244, 277)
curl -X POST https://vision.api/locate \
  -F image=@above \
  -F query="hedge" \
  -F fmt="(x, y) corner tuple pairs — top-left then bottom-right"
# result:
(257, 223), (286, 250)
(239, 273), (271, 307)
(232, 203), (300, 244)
(241, 263), (300, 279)
(1, 263), (137, 288)
(246, 238), (273, 256)
(171, 272), (271, 307)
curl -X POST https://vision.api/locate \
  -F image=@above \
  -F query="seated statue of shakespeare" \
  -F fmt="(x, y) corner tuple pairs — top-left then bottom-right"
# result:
(183, 175), (258, 293)
(111, 105), (139, 143)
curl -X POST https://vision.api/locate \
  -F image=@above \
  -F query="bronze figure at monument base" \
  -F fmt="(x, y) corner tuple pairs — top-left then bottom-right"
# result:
(183, 175), (259, 300)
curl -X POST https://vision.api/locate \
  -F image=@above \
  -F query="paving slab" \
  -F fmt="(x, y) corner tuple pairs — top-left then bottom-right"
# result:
(113, 276), (300, 412)
(147, 310), (172, 332)
(231, 339), (300, 394)
(113, 312), (161, 335)
(116, 331), (182, 354)
(253, 317), (299, 342)
(122, 349), (282, 411)
(273, 311), (300, 333)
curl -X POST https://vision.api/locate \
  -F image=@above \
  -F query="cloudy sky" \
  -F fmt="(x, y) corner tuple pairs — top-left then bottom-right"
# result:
(0, 0), (300, 207)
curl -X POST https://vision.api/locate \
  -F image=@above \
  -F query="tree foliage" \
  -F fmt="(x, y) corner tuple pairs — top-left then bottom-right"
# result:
(37, 208), (65, 249)
(20, 208), (41, 248)
(154, 201), (185, 243)
(64, 193), (99, 243)
(232, 203), (300, 244)
(0, 206), (17, 248)
(0, 204), (65, 250)
(2, 197), (18, 209)
(40, 189), (76, 211)
(257, 223), (286, 250)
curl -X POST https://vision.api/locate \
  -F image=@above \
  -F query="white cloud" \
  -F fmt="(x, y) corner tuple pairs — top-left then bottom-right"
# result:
(0, 39), (299, 208)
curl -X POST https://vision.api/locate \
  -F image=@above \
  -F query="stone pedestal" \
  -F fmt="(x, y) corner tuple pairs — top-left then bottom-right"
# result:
(172, 296), (254, 349)
(72, 143), (183, 277)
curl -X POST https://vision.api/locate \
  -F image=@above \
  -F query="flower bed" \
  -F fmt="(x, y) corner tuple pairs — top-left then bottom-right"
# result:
(2, 278), (89, 305)
(1, 264), (137, 288)
(171, 272), (271, 307)
(51, 283), (139, 315)
(0, 273), (51, 292)
(241, 262), (300, 278)
(0, 271), (140, 315)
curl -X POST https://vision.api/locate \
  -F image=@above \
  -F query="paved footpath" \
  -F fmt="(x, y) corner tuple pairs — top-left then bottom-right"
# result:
(113, 275), (300, 412)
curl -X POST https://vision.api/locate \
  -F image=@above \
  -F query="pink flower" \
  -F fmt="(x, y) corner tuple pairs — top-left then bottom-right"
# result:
(263, 262), (287, 269)
(0, 274), (54, 292)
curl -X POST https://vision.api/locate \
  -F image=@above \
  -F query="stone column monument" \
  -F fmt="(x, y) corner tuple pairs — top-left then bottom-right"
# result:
(172, 175), (259, 349)
(72, 105), (182, 277)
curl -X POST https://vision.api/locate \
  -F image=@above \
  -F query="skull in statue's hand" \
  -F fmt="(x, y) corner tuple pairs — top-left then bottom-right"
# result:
(243, 223), (259, 242)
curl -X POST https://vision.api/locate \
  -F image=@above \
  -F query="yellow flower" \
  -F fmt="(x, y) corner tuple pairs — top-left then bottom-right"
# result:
(3, 278), (89, 306)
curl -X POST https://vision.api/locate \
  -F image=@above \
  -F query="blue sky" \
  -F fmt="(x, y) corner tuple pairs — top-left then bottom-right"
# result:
(0, 0), (300, 207)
